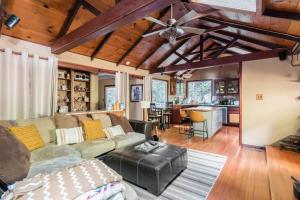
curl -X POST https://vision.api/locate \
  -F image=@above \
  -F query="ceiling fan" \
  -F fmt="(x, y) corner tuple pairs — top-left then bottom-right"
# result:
(142, 5), (207, 44)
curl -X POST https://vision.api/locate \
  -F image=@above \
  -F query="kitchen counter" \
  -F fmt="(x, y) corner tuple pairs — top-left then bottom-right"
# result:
(182, 106), (223, 137)
(176, 104), (239, 108)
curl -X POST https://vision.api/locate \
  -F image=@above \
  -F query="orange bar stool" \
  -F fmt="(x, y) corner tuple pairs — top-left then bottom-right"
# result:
(189, 111), (208, 140)
(179, 109), (191, 134)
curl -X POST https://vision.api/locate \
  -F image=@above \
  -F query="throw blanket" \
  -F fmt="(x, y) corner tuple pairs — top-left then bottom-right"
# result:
(2, 159), (123, 200)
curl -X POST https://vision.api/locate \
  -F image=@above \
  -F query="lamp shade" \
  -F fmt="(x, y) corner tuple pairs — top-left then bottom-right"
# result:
(141, 101), (150, 109)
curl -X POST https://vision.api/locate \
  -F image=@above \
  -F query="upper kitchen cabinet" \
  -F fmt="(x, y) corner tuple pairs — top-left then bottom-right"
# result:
(214, 80), (226, 95)
(227, 79), (239, 94)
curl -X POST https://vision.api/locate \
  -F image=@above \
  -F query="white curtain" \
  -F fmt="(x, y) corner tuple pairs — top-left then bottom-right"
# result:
(143, 75), (152, 101)
(0, 48), (58, 120)
(115, 71), (129, 118)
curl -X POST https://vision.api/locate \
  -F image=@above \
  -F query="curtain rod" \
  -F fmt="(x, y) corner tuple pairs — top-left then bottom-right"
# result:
(0, 48), (49, 60)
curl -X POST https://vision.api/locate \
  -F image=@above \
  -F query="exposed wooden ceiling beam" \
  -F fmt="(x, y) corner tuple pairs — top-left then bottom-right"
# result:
(202, 16), (300, 42)
(208, 34), (261, 53)
(82, 0), (101, 15)
(51, 0), (178, 54)
(151, 48), (289, 74)
(57, 0), (83, 38)
(199, 35), (204, 60)
(175, 25), (227, 42)
(210, 38), (237, 59)
(116, 6), (170, 66)
(90, 32), (113, 60)
(170, 42), (200, 66)
(174, 51), (191, 63)
(262, 9), (300, 21)
(137, 38), (190, 69)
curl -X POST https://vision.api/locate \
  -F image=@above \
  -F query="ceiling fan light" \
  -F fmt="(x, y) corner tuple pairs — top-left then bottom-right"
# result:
(182, 73), (192, 79)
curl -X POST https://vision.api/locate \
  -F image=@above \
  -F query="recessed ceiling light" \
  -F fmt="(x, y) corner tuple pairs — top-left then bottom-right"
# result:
(125, 61), (131, 65)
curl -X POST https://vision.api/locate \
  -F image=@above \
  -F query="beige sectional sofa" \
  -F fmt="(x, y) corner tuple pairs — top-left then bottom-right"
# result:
(0, 112), (150, 178)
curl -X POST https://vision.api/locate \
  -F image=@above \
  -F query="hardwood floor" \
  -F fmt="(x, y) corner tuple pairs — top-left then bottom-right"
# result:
(157, 126), (271, 200)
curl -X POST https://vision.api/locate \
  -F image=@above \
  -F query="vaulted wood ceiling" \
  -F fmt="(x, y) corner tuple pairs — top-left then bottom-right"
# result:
(2, 0), (300, 72)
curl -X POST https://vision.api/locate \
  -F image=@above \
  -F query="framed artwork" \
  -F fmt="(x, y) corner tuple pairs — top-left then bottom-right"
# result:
(130, 84), (143, 102)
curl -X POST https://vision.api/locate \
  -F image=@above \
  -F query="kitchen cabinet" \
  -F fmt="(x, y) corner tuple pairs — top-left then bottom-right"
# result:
(228, 107), (240, 126)
(214, 80), (226, 95)
(227, 79), (239, 94)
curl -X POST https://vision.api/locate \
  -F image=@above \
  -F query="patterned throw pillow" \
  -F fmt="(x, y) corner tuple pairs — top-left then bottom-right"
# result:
(103, 125), (126, 139)
(9, 125), (45, 151)
(56, 127), (84, 145)
(82, 120), (106, 141)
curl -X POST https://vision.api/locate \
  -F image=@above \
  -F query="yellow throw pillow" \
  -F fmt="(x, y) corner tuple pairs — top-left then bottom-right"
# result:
(82, 120), (106, 141)
(9, 125), (45, 151)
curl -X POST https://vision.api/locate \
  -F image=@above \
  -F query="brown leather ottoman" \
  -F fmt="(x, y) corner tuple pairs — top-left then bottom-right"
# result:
(104, 143), (187, 196)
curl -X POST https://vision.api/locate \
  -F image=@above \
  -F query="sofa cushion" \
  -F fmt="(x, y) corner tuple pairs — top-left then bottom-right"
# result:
(73, 114), (92, 126)
(73, 139), (115, 159)
(56, 127), (84, 145)
(54, 114), (79, 129)
(0, 126), (30, 184)
(0, 120), (16, 128)
(30, 144), (81, 163)
(28, 156), (83, 178)
(82, 120), (106, 141)
(108, 113), (133, 133)
(9, 125), (45, 151)
(104, 125), (126, 139)
(16, 117), (56, 143)
(112, 132), (145, 149)
(91, 114), (112, 128)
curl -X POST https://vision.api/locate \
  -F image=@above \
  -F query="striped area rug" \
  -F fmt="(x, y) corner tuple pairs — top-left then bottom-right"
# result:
(127, 149), (227, 200)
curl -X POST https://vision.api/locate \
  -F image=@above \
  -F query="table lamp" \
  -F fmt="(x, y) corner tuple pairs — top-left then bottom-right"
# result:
(141, 101), (150, 121)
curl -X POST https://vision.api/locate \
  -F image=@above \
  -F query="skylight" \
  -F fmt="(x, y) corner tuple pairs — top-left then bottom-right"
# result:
(191, 0), (257, 13)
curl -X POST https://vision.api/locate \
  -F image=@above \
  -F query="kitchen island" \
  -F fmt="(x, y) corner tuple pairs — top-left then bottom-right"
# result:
(182, 106), (223, 137)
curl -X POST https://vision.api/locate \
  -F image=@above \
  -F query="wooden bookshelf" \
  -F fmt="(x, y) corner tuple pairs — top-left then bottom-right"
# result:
(57, 68), (91, 113)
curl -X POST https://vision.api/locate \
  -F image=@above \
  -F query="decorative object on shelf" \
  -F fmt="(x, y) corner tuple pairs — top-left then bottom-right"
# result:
(74, 73), (89, 81)
(130, 84), (143, 102)
(59, 106), (69, 113)
(58, 71), (65, 79)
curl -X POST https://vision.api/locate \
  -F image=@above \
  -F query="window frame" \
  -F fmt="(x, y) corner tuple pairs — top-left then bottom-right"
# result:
(151, 78), (169, 103)
(104, 85), (116, 110)
(186, 79), (213, 103)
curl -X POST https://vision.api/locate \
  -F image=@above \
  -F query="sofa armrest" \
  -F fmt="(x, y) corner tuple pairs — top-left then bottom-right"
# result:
(129, 120), (152, 140)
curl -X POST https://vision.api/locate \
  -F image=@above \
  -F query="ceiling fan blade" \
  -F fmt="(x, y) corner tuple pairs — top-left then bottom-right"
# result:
(180, 26), (206, 35)
(144, 17), (167, 27)
(176, 10), (199, 26)
(142, 29), (164, 38)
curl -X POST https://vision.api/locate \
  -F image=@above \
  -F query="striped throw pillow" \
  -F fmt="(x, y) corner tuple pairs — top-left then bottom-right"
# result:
(56, 127), (84, 145)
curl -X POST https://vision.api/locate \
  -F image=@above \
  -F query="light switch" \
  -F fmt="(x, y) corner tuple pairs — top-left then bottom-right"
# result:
(256, 94), (263, 100)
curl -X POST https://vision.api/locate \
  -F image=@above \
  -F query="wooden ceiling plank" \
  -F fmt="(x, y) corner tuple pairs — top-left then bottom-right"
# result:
(202, 16), (300, 42)
(0, 0), (4, 36)
(116, 6), (170, 66)
(210, 38), (237, 59)
(51, 0), (178, 54)
(90, 32), (113, 60)
(57, 0), (84, 39)
(136, 38), (190, 69)
(82, 0), (101, 15)
(151, 48), (289, 74)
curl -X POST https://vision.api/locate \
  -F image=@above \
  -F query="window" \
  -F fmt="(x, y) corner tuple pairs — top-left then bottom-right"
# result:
(176, 80), (185, 97)
(187, 80), (212, 104)
(152, 79), (168, 105)
(105, 86), (116, 110)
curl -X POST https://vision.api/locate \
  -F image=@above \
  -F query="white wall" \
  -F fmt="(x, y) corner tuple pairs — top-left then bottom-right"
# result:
(242, 57), (300, 146)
